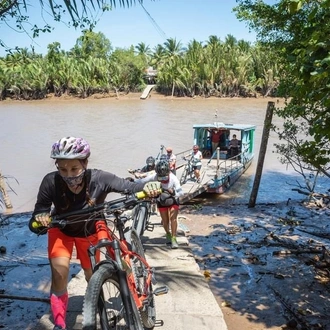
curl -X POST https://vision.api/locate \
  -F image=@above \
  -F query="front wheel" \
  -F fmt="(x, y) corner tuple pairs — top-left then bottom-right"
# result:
(132, 202), (150, 237)
(82, 263), (144, 330)
(189, 166), (196, 181)
(180, 167), (188, 185)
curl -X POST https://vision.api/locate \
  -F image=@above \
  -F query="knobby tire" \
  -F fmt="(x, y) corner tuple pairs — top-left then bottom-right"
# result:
(180, 167), (188, 185)
(132, 203), (149, 237)
(82, 263), (143, 330)
(189, 167), (196, 181)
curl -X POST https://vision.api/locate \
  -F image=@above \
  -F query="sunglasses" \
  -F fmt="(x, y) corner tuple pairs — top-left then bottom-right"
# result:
(157, 175), (169, 181)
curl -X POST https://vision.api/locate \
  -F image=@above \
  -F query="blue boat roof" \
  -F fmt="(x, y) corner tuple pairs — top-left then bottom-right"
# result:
(193, 122), (256, 131)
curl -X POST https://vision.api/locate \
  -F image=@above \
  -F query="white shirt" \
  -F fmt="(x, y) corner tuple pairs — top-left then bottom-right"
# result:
(191, 150), (202, 166)
(167, 153), (177, 170)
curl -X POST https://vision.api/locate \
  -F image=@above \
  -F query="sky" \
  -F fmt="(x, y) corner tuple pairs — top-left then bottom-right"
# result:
(0, 0), (262, 56)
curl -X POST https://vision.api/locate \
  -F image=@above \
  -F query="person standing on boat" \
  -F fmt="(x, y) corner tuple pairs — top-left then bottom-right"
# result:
(209, 129), (223, 154)
(229, 134), (240, 158)
(137, 160), (183, 249)
(191, 145), (203, 183)
(166, 147), (177, 175)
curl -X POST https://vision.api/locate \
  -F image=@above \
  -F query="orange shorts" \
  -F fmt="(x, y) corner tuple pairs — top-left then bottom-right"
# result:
(158, 204), (179, 212)
(48, 228), (99, 269)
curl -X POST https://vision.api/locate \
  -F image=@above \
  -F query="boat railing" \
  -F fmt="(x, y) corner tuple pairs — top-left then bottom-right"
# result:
(209, 148), (247, 178)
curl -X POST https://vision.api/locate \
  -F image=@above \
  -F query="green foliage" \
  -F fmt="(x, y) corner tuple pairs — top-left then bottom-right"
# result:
(71, 30), (112, 59)
(0, 29), (283, 100)
(0, 1), (285, 100)
(236, 0), (330, 183)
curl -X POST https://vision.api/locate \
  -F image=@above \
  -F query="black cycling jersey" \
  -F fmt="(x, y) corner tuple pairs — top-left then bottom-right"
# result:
(32, 169), (145, 237)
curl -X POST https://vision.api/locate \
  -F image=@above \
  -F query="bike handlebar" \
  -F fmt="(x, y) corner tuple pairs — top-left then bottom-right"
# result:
(30, 190), (151, 231)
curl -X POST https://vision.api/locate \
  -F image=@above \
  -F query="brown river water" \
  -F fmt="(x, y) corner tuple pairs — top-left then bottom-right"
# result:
(0, 96), (310, 213)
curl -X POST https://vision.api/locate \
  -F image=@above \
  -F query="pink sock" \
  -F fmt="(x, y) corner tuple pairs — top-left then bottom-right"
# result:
(50, 291), (68, 328)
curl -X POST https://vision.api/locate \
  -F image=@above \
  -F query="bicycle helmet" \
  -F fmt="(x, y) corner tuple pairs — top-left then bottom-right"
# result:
(146, 156), (155, 166)
(155, 160), (170, 176)
(159, 154), (167, 161)
(50, 137), (90, 159)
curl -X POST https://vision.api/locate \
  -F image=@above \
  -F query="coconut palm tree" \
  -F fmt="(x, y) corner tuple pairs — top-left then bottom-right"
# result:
(0, 1), (141, 19)
(135, 42), (152, 68)
(150, 44), (166, 68)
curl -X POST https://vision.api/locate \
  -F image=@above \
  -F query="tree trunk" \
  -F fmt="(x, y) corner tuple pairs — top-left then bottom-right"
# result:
(248, 101), (275, 208)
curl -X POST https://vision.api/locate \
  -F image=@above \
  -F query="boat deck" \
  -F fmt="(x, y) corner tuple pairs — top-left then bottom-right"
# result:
(177, 157), (243, 204)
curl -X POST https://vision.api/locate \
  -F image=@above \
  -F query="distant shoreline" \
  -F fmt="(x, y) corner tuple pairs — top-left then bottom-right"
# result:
(1, 90), (270, 103)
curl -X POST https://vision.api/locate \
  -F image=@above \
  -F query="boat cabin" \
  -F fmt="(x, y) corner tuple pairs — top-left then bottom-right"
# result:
(193, 122), (256, 162)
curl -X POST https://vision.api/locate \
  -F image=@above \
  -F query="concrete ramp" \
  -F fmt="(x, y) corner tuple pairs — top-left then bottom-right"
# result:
(140, 84), (155, 99)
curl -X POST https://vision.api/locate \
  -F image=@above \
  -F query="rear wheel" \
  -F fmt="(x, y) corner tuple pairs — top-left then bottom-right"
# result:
(82, 263), (143, 330)
(129, 230), (156, 329)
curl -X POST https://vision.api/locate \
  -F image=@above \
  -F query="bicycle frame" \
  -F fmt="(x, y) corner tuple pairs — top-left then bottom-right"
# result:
(87, 214), (154, 312)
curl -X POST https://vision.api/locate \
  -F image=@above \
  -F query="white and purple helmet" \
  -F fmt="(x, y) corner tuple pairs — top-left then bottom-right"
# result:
(50, 137), (90, 159)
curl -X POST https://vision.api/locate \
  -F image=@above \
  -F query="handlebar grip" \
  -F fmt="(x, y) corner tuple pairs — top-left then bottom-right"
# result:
(31, 217), (52, 229)
(135, 191), (147, 199)
(135, 189), (162, 200)
(31, 220), (40, 229)
(29, 217), (51, 235)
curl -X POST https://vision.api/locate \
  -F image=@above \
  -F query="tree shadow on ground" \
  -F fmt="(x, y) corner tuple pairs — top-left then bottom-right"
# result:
(179, 192), (330, 329)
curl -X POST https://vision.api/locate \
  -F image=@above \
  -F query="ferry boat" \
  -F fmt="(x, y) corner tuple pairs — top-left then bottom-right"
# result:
(174, 122), (256, 203)
(130, 121), (256, 204)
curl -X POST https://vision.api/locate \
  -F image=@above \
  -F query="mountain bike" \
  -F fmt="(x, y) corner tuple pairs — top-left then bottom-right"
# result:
(31, 192), (168, 330)
(180, 157), (196, 185)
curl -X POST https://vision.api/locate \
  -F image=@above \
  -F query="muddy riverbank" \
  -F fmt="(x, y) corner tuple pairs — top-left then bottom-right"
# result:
(179, 199), (330, 330)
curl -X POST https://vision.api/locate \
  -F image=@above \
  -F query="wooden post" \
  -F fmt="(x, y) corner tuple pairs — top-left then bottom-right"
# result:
(248, 101), (275, 208)
(0, 169), (13, 209)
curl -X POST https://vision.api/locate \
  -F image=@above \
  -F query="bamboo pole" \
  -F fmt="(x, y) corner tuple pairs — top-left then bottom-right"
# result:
(248, 102), (275, 208)
(0, 169), (13, 209)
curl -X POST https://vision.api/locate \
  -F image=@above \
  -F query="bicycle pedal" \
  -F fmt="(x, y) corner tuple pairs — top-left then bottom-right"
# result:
(153, 286), (169, 296)
(146, 223), (154, 232)
(155, 320), (164, 326)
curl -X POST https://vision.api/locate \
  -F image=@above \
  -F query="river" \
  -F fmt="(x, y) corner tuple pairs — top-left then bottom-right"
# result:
(0, 96), (312, 213)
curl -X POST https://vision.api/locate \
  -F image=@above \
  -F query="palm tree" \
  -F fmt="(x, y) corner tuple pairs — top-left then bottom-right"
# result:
(150, 44), (166, 68)
(163, 38), (184, 59)
(135, 42), (152, 67)
(0, 1), (141, 19)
